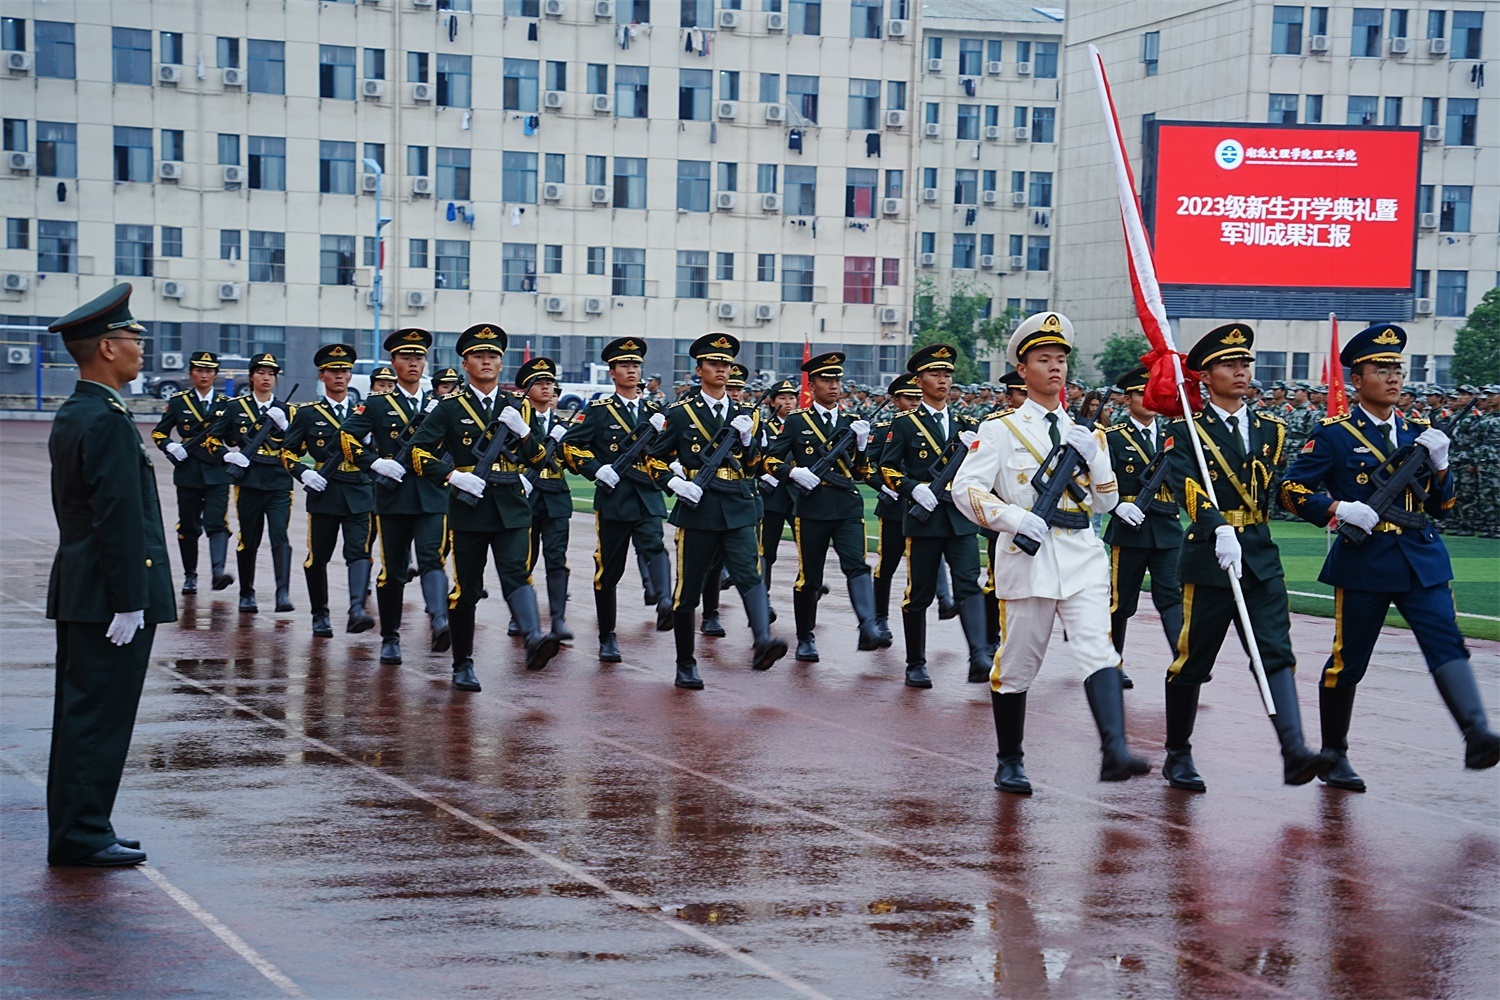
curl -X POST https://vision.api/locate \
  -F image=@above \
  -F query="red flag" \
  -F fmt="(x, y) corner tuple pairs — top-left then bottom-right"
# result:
(1326, 313), (1349, 417)
(798, 338), (812, 408)
(523, 341), (531, 363)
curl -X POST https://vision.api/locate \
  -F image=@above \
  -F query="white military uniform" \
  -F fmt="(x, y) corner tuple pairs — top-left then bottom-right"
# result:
(953, 398), (1120, 693)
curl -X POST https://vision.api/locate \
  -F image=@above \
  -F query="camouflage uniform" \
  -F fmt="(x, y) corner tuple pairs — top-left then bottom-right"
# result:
(1454, 397), (1500, 537)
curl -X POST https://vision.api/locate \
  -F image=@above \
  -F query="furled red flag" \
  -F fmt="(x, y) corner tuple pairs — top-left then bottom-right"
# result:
(1325, 313), (1349, 417)
(798, 337), (812, 408)
(523, 341), (531, 363)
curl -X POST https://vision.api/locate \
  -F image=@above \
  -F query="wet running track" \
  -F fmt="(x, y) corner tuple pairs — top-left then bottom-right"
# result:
(2, 420), (1496, 998)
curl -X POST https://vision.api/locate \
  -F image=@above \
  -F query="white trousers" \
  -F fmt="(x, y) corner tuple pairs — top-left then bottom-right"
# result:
(989, 578), (1120, 694)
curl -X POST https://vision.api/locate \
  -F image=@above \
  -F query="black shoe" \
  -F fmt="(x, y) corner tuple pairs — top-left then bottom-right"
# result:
(239, 594), (258, 614)
(1318, 685), (1365, 790)
(1163, 748), (1206, 792)
(1433, 658), (1500, 770)
(994, 757), (1032, 795)
(938, 597), (959, 620)
(1120, 671), (1134, 690)
(1285, 747), (1340, 786)
(115, 837), (141, 849)
(421, 571), (451, 653)
(208, 533), (234, 590)
(272, 544), (295, 612)
(675, 662), (704, 689)
(347, 610), (375, 634)
(957, 595), (992, 682)
(66, 843), (147, 867)
(1164, 682), (1206, 791)
(507, 617), (522, 637)
(181, 574), (197, 596)
(744, 584), (786, 671)
(792, 589), (818, 660)
(509, 585), (561, 672)
(656, 598), (676, 633)
(767, 601), (778, 624)
(211, 570), (234, 591)
(905, 665), (932, 688)
(380, 637), (402, 665)
(1320, 753), (1366, 792)
(1266, 668), (1337, 785)
(525, 634), (561, 671)
(795, 636), (819, 662)
(848, 575), (890, 651)
(1084, 668), (1151, 782)
(599, 633), (622, 663)
(311, 614), (334, 638)
(752, 637), (788, 671)
(991, 692), (1030, 793)
(903, 608), (930, 687)
(452, 659), (481, 692)
(346, 560), (375, 633)
(699, 611), (726, 637)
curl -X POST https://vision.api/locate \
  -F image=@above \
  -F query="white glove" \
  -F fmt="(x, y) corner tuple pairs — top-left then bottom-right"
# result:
(1415, 428), (1449, 471)
(1213, 524), (1243, 579)
(448, 470), (486, 497)
(266, 406), (288, 431)
(789, 466), (821, 491)
(1335, 499), (1379, 532)
(595, 464), (620, 488)
(498, 406), (531, 438)
(911, 482), (939, 511)
(959, 429), (979, 449)
(669, 460), (686, 479)
(300, 469), (328, 492)
(851, 419), (871, 450)
(521, 476), (534, 497)
(425, 398), (440, 413)
(223, 451), (250, 468)
(548, 422), (568, 442)
(668, 475), (704, 504)
(1015, 512), (1048, 545)
(879, 485), (900, 503)
(166, 442), (188, 461)
(371, 458), (405, 481)
(1113, 501), (1145, 527)
(1065, 425), (1097, 462)
(731, 413), (754, 445)
(650, 412), (667, 431)
(760, 473), (780, 489)
(105, 610), (145, 647)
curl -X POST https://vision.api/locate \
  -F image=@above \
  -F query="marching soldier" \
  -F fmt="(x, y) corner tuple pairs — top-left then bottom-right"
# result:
(407, 323), (559, 692)
(151, 350), (235, 595)
(520, 357), (576, 642)
(767, 352), (886, 661)
(878, 344), (989, 688)
(1281, 324), (1497, 786)
(756, 379), (802, 621)
(432, 366), (463, 397)
(340, 328), (451, 665)
(280, 344), (379, 638)
(217, 352), (295, 614)
(1162, 324), (1335, 792)
(870, 374), (922, 643)
(954, 313), (1149, 793)
(1102, 366), (1184, 690)
(369, 365), (397, 396)
(697, 363), (755, 635)
(644, 373), (668, 409)
(1000, 370), (1028, 410)
(645, 333), (787, 689)
(559, 337), (675, 662)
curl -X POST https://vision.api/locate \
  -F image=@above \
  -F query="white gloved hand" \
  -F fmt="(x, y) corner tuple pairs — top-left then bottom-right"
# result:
(300, 469), (328, 492)
(851, 419), (871, 450)
(595, 464), (620, 488)
(521, 476), (534, 497)
(266, 406), (288, 431)
(498, 406), (531, 438)
(448, 470), (486, 497)
(166, 442), (188, 461)
(425, 398), (440, 413)
(1415, 428), (1449, 470)
(223, 451), (250, 468)
(1113, 501), (1145, 527)
(1335, 499), (1380, 532)
(1214, 524), (1243, 578)
(789, 466), (821, 491)
(105, 610), (146, 647)
(650, 412), (667, 432)
(1015, 512), (1048, 545)
(1065, 425), (1097, 462)
(911, 482), (939, 511)
(879, 485), (900, 503)
(371, 458), (405, 481)
(548, 422), (568, 442)
(731, 413), (754, 445)
(760, 473), (780, 489)
(959, 429), (979, 449)
(667, 475), (704, 504)
(670, 460), (686, 479)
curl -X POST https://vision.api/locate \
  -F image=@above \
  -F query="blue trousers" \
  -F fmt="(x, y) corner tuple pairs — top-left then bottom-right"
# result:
(1321, 583), (1469, 689)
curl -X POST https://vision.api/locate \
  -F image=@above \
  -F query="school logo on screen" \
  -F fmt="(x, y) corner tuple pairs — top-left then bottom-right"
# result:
(1214, 139), (1245, 170)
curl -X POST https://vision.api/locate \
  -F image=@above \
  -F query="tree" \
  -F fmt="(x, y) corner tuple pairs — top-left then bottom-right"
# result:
(1093, 331), (1151, 387)
(910, 276), (1020, 382)
(1451, 286), (1500, 385)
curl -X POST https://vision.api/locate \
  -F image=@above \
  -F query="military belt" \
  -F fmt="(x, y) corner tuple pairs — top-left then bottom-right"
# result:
(1220, 509), (1266, 528)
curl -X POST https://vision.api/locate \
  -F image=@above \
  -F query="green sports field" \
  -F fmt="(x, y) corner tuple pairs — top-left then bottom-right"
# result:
(563, 477), (1499, 641)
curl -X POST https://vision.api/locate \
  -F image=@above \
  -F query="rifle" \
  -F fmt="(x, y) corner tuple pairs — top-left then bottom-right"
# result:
(1014, 441), (1092, 555)
(598, 403), (663, 496)
(454, 399), (524, 508)
(794, 398), (891, 495)
(908, 421), (974, 523)
(525, 406), (581, 491)
(166, 407), (223, 466)
(376, 399), (434, 492)
(676, 386), (777, 510)
(1338, 443), (1432, 546)
(226, 383), (299, 481)
(1123, 436), (1178, 524)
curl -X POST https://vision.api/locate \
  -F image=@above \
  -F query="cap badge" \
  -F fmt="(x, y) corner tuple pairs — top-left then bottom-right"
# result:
(1372, 329), (1401, 345)
(1039, 314), (1064, 334)
(933, 347), (953, 359)
(711, 336), (732, 350)
(329, 345), (348, 357)
(403, 330), (424, 341)
(1221, 328), (1248, 345)
(475, 327), (498, 340)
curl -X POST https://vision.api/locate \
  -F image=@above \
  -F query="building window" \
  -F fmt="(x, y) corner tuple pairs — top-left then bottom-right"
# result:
(249, 326), (285, 359)
(248, 39), (285, 94)
(161, 129), (184, 163)
(956, 105), (980, 141)
(320, 141), (356, 194)
(1428, 10), (1447, 39)
(1440, 186), (1472, 232)
(1453, 11), (1483, 58)
(38, 220), (76, 273)
(1029, 171), (1052, 208)
(612, 247), (646, 297)
(676, 250), (709, 299)
(785, 165), (816, 215)
(789, 0), (822, 36)
(436, 53), (472, 107)
(320, 235), (356, 285)
(407, 145), (430, 177)
(717, 162), (738, 192)
(2, 118), (25, 152)
(544, 244), (563, 274)
(1389, 9), (1409, 38)
(759, 72), (781, 104)
(503, 58), (538, 111)
(1026, 235), (1050, 271)
(502, 151), (538, 204)
(1030, 107), (1056, 143)
(36, 21), (75, 79)
(409, 239), (429, 268)
(545, 153), (566, 185)
(1268, 93), (1298, 124)
(1351, 8), (1383, 56)
(160, 31), (184, 64)
(1304, 95), (1323, 123)
(217, 37), (239, 69)
(1255, 352), (1288, 383)
(887, 80), (907, 111)
(757, 163), (778, 194)
(613, 157), (647, 209)
(364, 142), (385, 174)
(159, 226), (182, 257)
(586, 246), (605, 275)
(714, 70), (740, 104)
(848, 78), (879, 130)
(311, 44), (353, 101)
(845, 168), (877, 218)
(843, 258), (876, 304)
(248, 136), (286, 190)
(586, 155), (606, 186)
(1271, 6), (1302, 54)
(956, 38), (982, 75)
(980, 233), (995, 257)
(924, 166), (939, 192)
(407, 51), (428, 83)
(679, 69), (712, 120)
(716, 252), (735, 281)
(882, 258), (900, 285)
(1446, 99), (1477, 145)
(114, 224), (153, 277)
(851, 0), (882, 39)
(677, 160), (710, 212)
(218, 325), (244, 356)
(1383, 96), (1402, 126)
(885, 169), (904, 198)
(35, 122), (75, 178)
(217, 134), (240, 166)
(362, 236), (377, 267)
(757, 254), (775, 281)
(1435, 271), (1467, 316)
(781, 254), (814, 302)
(436, 147), (471, 200)
(365, 47), (386, 80)
(1419, 184), (1435, 214)
(1034, 41), (1059, 78)
(1141, 31), (1160, 74)
(954, 169), (978, 205)
(927, 36), (943, 61)
(953, 233), (976, 269)
(221, 230), (241, 261)
(435, 240), (470, 289)
(1311, 6), (1329, 34)
(112, 27), (151, 85)
(502, 243), (537, 292)
(616, 65), (649, 118)
(788, 74), (819, 123)
(155, 322), (183, 355)
(616, 0), (651, 22)
(1008, 234), (1023, 257)
(249, 231), (285, 283)
(587, 63), (609, 95)
(1013, 105), (1027, 128)
(1347, 95), (1377, 125)
(113, 126), (152, 182)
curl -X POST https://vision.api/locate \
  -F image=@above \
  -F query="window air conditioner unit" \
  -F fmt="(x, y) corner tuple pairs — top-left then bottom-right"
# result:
(1016, 61), (1033, 75)
(412, 176), (434, 196)
(592, 94), (614, 113)
(160, 351), (184, 369)
(544, 296), (566, 313)
(594, 1), (615, 20)
(411, 82), (435, 102)
(886, 20), (910, 38)
(6, 345), (31, 365)
(926, 58), (943, 73)
(590, 185), (609, 204)
(1011, 190), (1028, 206)
(718, 10), (741, 29)
(1008, 255), (1025, 270)
(1422, 124), (1443, 142)
(921, 187), (939, 202)
(157, 64), (182, 84)
(923, 122), (941, 137)
(4, 273), (30, 292)
(919, 253), (937, 267)
(1389, 36), (1411, 55)
(161, 281), (185, 299)
(7, 51), (33, 73)
(1309, 35), (1331, 53)
(878, 306), (900, 324)
(222, 67), (245, 87)
(362, 79), (385, 98)
(542, 182), (563, 201)
(364, 288), (385, 308)
(987, 60), (1003, 75)
(222, 165), (245, 185)
(717, 302), (739, 319)
(715, 191), (737, 210)
(979, 255), (997, 270)
(412, 0), (435, 7)
(881, 197), (901, 215)
(158, 161), (183, 180)
(584, 296), (606, 314)
(406, 290), (431, 309)
(1014, 126), (1031, 141)
(766, 11), (787, 32)
(544, 90), (565, 109)
(884, 109), (907, 129)
(754, 304), (777, 321)
(1414, 298), (1434, 315)
(761, 193), (782, 212)
(981, 190), (999, 205)
(361, 173), (380, 193)
(544, 0), (566, 16)
(1419, 212), (1438, 229)
(219, 283), (242, 301)
(980, 125), (1001, 141)
(1428, 37), (1449, 56)
(717, 101), (739, 120)
(9, 151), (34, 173)
(765, 104), (786, 123)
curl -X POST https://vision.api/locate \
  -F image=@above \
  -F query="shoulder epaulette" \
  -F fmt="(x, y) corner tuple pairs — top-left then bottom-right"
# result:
(789, 406), (812, 416)
(983, 407), (1015, 421)
(589, 397), (611, 407)
(1407, 416), (1431, 427)
(1320, 413), (1350, 425)
(1258, 411), (1285, 424)
(668, 397), (692, 409)
(1104, 421), (1129, 433)
(172, 388), (191, 399)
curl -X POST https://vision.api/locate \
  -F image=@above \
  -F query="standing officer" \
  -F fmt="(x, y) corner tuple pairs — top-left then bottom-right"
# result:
(560, 337), (675, 662)
(644, 373), (667, 409)
(756, 379), (801, 622)
(339, 328), (450, 665)
(407, 324), (558, 691)
(768, 352), (885, 661)
(1163, 324), (1334, 791)
(878, 344), (988, 688)
(869, 374), (922, 642)
(1281, 323), (1497, 787)
(218, 353), (295, 614)
(281, 344), (383, 638)
(1102, 366), (1184, 688)
(519, 357), (576, 642)
(151, 351), (235, 595)
(45, 283), (176, 866)
(645, 333), (787, 689)
(953, 313), (1148, 794)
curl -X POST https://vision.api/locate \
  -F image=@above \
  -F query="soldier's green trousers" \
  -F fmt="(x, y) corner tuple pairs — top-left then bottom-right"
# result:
(672, 524), (762, 610)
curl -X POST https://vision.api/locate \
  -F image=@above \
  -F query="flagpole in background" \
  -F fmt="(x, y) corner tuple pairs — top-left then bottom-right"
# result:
(1089, 44), (1276, 715)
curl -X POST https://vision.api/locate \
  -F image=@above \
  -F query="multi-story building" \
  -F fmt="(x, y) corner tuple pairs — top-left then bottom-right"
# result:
(1057, 0), (1497, 385)
(0, 0), (941, 390)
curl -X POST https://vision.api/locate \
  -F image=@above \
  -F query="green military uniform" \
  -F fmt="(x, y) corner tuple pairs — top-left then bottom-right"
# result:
(407, 323), (555, 691)
(756, 380), (801, 620)
(45, 284), (177, 866)
(519, 357), (576, 642)
(645, 332), (787, 689)
(217, 353), (296, 614)
(869, 375), (922, 641)
(696, 362), (756, 636)
(150, 350), (235, 595)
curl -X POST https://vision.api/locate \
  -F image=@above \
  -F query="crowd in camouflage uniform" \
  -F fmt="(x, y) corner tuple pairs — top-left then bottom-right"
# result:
(1445, 384), (1500, 538)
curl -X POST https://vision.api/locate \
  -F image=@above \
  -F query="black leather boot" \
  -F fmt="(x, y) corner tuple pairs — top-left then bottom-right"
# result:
(1163, 681), (1206, 792)
(638, 550), (658, 606)
(546, 567), (573, 642)
(346, 560), (376, 633)
(1318, 684), (1365, 791)
(984, 591), (1000, 646)
(848, 573), (890, 650)
(377, 585), (404, 660)
(743, 583), (787, 671)
(650, 552), (674, 631)
(595, 589), (621, 662)
(674, 608), (702, 689)
(903, 609), (931, 688)
(237, 547), (257, 613)
(507, 617), (522, 637)
(1083, 668), (1151, 781)
(509, 585), (561, 671)
(272, 543), (295, 613)
(179, 538), (198, 595)
(991, 691), (1031, 794)
(763, 563), (778, 623)
(448, 605), (480, 691)
(793, 588), (819, 661)
(307, 562), (332, 637)
(380, 636), (402, 665)
(420, 570), (450, 653)
(957, 595), (993, 683)
(1433, 658), (1500, 769)
(452, 657), (481, 692)
(208, 531), (234, 591)
(873, 571), (893, 642)
(1266, 668), (1338, 785)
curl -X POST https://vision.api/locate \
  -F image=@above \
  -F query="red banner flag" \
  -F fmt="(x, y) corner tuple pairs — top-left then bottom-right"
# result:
(798, 338), (812, 408)
(1326, 313), (1349, 417)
